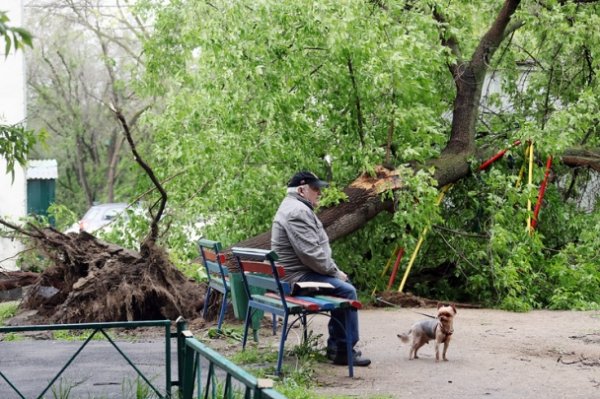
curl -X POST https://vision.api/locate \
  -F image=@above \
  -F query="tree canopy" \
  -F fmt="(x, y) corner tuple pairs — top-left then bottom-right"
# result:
(130, 0), (600, 310)
(22, 0), (600, 312)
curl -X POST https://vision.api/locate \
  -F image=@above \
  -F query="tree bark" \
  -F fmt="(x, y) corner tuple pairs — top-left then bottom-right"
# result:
(561, 148), (600, 172)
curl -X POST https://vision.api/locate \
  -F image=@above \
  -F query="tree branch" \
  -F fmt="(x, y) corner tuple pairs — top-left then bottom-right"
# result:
(432, 7), (462, 61)
(0, 218), (42, 239)
(471, 0), (522, 70)
(347, 56), (365, 147)
(111, 107), (167, 244)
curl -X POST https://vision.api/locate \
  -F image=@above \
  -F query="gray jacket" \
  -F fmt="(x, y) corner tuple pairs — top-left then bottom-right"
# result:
(271, 193), (341, 284)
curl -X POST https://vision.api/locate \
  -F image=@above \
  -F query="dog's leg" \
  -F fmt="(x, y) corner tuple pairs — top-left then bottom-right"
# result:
(409, 342), (416, 360)
(442, 337), (451, 361)
(434, 340), (440, 362)
(412, 341), (424, 359)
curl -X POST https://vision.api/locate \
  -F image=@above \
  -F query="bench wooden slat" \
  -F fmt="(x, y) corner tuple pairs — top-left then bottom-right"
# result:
(293, 296), (338, 310)
(253, 295), (302, 313)
(205, 260), (229, 276)
(264, 292), (320, 311)
(203, 249), (226, 264)
(238, 260), (285, 277)
(314, 295), (363, 310)
(208, 278), (228, 293)
(246, 275), (290, 294)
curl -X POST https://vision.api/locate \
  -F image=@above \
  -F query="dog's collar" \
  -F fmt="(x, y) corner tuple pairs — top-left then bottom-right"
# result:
(437, 320), (454, 337)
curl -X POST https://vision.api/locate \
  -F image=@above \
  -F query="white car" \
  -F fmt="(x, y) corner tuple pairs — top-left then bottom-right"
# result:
(65, 203), (129, 234)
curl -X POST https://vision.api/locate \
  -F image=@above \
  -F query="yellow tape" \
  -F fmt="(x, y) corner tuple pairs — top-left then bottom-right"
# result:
(398, 184), (451, 293)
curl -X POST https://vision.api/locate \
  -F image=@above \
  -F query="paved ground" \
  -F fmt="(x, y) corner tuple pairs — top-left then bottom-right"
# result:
(0, 339), (176, 399)
(2, 307), (600, 399)
(293, 307), (600, 399)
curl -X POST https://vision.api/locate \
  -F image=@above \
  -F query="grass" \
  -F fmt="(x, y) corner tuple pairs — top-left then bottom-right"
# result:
(226, 327), (394, 399)
(206, 325), (244, 341)
(226, 328), (333, 399)
(52, 329), (112, 341)
(47, 377), (160, 399)
(0, 301), (19, 324)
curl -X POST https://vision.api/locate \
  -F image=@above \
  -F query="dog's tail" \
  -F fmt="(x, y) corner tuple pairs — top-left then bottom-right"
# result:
(397, 331), (410, 343)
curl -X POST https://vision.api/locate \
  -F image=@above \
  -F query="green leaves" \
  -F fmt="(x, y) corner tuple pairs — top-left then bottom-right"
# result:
(0, 124), (43, 181)
(128, 0), (600, 309)
(0, 11), (33, 56)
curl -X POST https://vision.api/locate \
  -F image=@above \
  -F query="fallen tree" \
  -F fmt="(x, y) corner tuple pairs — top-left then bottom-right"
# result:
(3, 0), (600, 322)
(0, 105), (206, 323)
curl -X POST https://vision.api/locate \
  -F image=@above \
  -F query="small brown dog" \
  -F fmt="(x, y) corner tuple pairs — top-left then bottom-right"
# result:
(397, 303), (457, 362)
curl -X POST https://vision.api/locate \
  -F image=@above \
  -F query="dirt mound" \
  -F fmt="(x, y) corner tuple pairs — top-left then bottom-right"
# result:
(19, 228), (205, 323)
(373, 291), (482, 309)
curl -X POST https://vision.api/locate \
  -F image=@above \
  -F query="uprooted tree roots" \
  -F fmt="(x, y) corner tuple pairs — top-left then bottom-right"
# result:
(20, 228), (205, 324)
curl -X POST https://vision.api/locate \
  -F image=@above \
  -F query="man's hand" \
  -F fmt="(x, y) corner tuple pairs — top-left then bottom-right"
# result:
(335, 270), (349, 281)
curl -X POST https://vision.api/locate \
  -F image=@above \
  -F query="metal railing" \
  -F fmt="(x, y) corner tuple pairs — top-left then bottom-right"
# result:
(176, 318), (286, 399)
(0, 320), (173, 399)
(0, 319), (287, 398)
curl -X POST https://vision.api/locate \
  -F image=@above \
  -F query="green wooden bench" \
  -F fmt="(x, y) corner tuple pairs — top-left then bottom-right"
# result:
(232, 247), (362, 377)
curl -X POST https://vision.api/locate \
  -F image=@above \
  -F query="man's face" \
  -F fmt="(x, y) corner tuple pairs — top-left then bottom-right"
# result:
(299, 184), (322, 207)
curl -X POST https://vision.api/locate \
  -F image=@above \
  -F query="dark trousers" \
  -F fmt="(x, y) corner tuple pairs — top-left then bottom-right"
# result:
(297, 272), (359, 350)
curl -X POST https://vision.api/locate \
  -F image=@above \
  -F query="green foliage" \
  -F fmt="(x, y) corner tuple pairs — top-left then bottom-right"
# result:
(318, 186), (349, 208)
(137, 0), (451, 252)
(52, 329), (110, 341)
(0, 11), (33, 55)
(20, 0), (600, 312)
(411, 156), (600, 310)
(47, 203), (79, 233)
(0, 13), (39, 180)
(288, 330), (325, 362)
(0, 301), (19, 324)
(15, 245), (52, 273)
(0, 332), (22, 342)
(230, 346), (279, 365)
(50, 378), (75, 399)
(98, 209), (150, 252)
(207, 325), (244, 341)
(0, 124), (44, 181)
(129, 0), (600, 311)
(121, 377), (160, 399)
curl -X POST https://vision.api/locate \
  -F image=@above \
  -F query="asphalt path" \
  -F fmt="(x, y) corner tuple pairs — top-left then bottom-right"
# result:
(0, 339), (177, 399)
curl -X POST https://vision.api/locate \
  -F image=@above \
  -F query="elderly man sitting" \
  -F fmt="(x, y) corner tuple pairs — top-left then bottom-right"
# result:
(270, 171), (371, 367)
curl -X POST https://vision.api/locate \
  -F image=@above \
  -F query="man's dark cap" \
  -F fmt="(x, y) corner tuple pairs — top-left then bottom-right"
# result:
(287, 171), (329, 188)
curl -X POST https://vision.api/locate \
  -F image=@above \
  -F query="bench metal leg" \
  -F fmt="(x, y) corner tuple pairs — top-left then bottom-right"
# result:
(216, 289), (229, 332)
(242, 307), (253, 349)
(301, 314), (308, 343)
(276, 313), (289, 376)
(345, 309), (354, 378)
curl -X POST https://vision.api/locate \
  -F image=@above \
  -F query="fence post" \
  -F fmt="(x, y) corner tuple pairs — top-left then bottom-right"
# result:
(181, 330), (196, 399)
(175, 317), (187, 394)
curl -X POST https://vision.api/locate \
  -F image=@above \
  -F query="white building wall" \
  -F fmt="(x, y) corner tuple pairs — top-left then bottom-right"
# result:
(0, 0), (27, 271)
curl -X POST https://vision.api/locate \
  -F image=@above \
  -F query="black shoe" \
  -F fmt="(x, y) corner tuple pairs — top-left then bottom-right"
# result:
(326, 348), (361, 361)
(332, 350), (371, 367)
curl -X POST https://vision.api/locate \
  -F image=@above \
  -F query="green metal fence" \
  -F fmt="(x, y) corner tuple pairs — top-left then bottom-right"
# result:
(176, 318), (286, 399)
(0, 320), (173, 399)
(0, 319), (287, 399)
